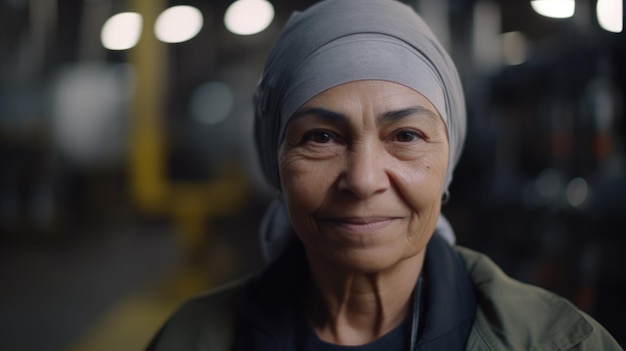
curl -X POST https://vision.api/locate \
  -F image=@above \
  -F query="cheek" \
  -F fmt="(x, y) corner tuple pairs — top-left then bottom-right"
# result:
(392, 154), (448, 224)
(279, 153), (338, 214)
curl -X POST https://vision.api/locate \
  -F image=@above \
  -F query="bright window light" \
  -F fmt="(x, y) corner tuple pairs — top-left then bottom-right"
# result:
(101, 12), (143, 50)
(224, 0), (274, 35)
(597, 0), (623, 33)
(155, 5), (204, 43)
(530, 0), (575, 19)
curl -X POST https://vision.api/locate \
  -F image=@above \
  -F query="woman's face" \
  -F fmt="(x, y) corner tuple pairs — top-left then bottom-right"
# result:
(279, 80), (449, 273)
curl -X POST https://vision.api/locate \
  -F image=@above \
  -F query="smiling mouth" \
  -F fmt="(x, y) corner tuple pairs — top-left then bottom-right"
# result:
(320, 216), (399, 233)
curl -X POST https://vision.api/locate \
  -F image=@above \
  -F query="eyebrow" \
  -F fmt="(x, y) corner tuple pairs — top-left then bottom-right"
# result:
(290, 106), (441, 124)
(290, 107), (346, 122)
(380, 106), (440, 123)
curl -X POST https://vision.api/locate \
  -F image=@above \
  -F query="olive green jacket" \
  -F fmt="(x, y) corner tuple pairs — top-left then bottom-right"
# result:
(457, 246), (622, 350)
(148, 247), (622, 350)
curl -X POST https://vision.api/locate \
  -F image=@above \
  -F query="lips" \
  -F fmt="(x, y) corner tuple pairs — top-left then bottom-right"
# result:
(318, 216), (400, 233)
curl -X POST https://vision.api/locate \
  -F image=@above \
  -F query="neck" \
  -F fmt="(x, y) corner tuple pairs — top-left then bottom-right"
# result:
(304, 251), (425, 346)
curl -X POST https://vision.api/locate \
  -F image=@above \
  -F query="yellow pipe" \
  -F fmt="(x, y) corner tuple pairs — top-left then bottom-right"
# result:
(129, 0), (168, 213)
(127, 0), (248, 267)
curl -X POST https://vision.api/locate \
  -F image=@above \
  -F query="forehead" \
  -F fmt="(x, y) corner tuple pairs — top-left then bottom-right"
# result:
(295, 80), (444, 123)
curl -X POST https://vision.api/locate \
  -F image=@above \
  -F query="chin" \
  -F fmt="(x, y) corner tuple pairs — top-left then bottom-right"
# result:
(315, 246), (420, 274)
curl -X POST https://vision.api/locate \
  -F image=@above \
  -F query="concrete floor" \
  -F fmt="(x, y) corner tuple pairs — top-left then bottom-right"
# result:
(0, 200), (266, 351)
(0, 226), (175, 350)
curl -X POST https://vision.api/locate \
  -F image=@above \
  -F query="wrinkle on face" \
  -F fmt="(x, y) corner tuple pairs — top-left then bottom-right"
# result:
(279, 80), (449, 273)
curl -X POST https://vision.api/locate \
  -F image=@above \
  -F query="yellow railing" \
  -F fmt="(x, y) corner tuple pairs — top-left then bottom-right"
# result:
(128, 0), (247, 268)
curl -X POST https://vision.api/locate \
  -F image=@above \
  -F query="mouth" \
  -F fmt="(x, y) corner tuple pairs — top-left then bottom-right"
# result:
(319, 216), (400, 233)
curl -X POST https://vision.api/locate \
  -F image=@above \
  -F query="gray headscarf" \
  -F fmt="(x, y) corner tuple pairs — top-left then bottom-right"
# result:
(254, 0), (466, 261)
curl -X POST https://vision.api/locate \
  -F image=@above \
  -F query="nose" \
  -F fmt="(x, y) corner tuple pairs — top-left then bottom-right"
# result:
(336, 142), (390, 199)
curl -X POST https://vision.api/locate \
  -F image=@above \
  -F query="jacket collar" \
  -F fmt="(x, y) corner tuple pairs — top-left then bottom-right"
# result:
(457, 246), (595, 350)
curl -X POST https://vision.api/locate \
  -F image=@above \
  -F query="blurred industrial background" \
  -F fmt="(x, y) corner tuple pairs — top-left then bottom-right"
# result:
(1, 0), (624, 349)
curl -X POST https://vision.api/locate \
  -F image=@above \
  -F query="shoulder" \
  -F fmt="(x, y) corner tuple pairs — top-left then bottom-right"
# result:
(454, 246), (622, 350)
(145, 277), (247, 351)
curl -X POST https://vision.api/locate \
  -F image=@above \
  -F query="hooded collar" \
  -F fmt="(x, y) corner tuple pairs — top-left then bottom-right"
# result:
(416, 233), (476, 348)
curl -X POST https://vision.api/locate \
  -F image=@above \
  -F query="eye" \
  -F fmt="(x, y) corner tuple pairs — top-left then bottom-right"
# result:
(394, 130), (422, 142)
(305, 130), (333, 144)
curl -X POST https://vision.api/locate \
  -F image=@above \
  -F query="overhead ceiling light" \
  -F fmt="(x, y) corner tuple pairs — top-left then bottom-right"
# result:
(224, 0), (274, 35)
(101, 12), (143, 50)
(155, 5), (204, 43)
(530, 0), (575, 19)
(597, 0), (623, 33)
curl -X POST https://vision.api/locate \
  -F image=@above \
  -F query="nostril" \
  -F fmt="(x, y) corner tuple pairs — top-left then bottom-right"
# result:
(337, 151), (389, 199)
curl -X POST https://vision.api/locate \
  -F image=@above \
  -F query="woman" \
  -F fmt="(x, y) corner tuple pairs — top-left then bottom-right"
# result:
(147, 0), (621, 349)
